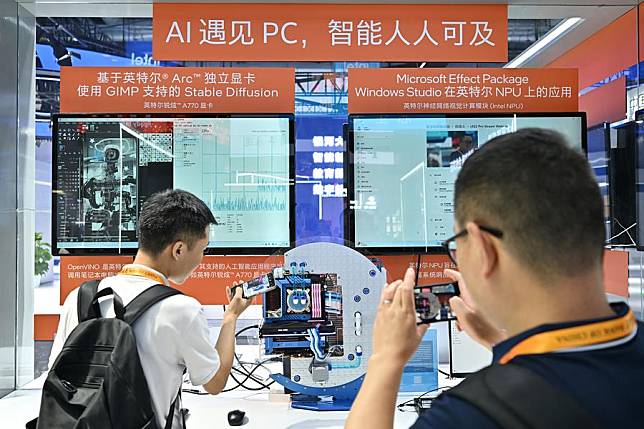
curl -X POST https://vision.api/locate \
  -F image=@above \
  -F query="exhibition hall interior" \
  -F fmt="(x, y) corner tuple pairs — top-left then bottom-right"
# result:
(1, 0), (643, 428)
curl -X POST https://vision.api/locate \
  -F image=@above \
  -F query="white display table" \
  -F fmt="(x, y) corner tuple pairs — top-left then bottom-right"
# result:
(0, 365), (461, 429)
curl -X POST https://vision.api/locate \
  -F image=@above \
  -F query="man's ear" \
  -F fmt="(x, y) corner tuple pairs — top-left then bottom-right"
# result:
(466, 222), (498, 279)
(171, 241), (184, 260)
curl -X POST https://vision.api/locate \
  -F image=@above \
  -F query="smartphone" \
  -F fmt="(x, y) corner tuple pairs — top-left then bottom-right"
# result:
(414, 281), (460, 324)
(231, 273), (277, 299)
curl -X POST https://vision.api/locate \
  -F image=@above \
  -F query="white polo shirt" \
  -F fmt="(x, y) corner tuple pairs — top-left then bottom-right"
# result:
(49, 264), (220, 429)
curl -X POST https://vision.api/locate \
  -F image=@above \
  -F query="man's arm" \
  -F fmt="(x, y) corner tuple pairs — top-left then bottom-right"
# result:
(202, 286), (252, 394)
(346, 269), (428, 429)
(346, 354), (406, 429)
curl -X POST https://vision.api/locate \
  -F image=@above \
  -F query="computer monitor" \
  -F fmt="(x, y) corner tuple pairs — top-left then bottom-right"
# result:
(609, 120), (637, 247)
(634, 111), (644, 249)
(348, 113), (587, 252)
(586, 123), (611, 238)
(53, 113), (295, 255)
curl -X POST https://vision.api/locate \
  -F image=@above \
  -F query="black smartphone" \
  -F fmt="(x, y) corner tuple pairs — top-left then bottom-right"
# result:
(231, 272), (277, 299)
(414, 281), (460, 324)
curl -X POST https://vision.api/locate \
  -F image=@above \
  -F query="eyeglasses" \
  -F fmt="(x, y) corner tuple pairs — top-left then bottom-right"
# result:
(442, 225), (504, 266)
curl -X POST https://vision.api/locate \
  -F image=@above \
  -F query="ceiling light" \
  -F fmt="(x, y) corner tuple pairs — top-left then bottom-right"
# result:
(504, 17), (583, 68)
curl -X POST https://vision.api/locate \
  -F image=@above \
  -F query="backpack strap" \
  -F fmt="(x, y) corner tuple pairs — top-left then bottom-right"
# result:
(91, 287), (126, 320)
(123, 284), (183, 326)
(446, 363), (603, 429)
(77, 280), (102, 323)
(164, 389), (186, 429)
(121, 285), (185, 429)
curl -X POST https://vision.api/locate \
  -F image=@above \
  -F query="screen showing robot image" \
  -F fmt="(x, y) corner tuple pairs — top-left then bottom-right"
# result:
(349, 113), (586, 250)
(53, 114), (293, 254)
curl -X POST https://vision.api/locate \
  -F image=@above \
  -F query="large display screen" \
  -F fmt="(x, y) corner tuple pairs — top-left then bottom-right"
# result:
(349, 113), (586, 251)
(635, 113), (644, 248)
(53, 114), (294, 255)
(586, 123), (611, 238)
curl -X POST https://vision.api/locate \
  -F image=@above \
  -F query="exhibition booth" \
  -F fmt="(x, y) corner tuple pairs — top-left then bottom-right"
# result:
(0, 1), (643, 428)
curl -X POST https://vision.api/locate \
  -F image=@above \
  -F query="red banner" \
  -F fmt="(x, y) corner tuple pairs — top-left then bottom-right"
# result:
(153, 3), (508, 62)
(349, 68), (579, 113)
(60, 67), (294, 113)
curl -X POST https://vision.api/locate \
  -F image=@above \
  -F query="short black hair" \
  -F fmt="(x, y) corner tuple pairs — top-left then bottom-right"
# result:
(138, 189), (216, 255)
(454, 128), (604, 279)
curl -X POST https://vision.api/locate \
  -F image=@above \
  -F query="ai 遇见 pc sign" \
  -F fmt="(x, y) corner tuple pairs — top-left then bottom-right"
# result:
(153, 3), (508, 62)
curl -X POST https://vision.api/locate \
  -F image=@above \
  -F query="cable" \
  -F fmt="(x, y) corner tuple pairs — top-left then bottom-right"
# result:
(232, 356), (278, 386)
(182, 388), (210, 395)
(230, 325), (277, 390)
(222, 357), (280, 392)
(221, 365), (265, 392)
(231, 367), (274, 388)
(229, 371), (275, 391)
(438, 369), (452, 378)
(235, 324), (260, 338)
(184, 324), (276, 394)
(232, 364), (265, 384)
(234, 324), (274, 391)
(606, 221), (637, 245)
(183, 358), (276, 395)
(608, 218), (637, 246)
(396, 386), (452, 412)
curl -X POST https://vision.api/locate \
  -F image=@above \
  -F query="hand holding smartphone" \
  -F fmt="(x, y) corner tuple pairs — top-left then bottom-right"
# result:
(230, 272), (277, 299)
(414, 281), (460, 324)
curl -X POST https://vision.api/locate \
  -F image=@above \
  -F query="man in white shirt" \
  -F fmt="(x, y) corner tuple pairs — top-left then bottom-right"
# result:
(49, 189), (253, 428)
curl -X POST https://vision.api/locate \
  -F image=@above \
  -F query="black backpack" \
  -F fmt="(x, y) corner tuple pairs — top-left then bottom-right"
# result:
(444, 363), (604, 429)
(28, 280), (183, 429)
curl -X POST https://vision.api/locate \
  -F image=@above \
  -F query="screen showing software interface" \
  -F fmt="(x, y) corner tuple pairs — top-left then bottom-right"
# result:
(352, 115), (583, 248)
(55, 116), (291, 251)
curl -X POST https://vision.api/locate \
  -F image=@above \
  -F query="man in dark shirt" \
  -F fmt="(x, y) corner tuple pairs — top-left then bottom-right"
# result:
(346, 128), (644, 429)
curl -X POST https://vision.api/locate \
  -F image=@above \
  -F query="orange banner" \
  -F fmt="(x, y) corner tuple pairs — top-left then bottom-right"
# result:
(603, 249), (629, 298)
(60, 255), (285, 305)
(35, 315), (61, 341)
(378, 254), (456, 285)
(174, 256), (284, 304)
(349, 68), (579, 113)
(153, 4), (507, 62)
(60, 67), (294, 113)
(60, 256), (134, 305)
(57, 249), (629, 313)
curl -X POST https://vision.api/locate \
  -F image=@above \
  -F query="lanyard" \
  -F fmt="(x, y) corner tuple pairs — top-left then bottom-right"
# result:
(500, 309), (637, 364)
(119, 265), (168, 285)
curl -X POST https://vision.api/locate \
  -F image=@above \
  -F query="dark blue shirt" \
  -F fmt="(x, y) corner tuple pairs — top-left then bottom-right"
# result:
(411, 303), (644, 429)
